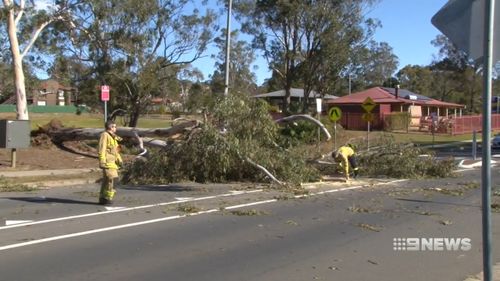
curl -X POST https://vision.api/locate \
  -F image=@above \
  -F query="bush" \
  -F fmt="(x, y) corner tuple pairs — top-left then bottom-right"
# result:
(279, 120), (319, 146)
(384, 112), (410, 131)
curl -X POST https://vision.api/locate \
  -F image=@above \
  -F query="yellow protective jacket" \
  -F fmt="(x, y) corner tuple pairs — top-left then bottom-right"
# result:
(98, 131), (123, 169)
(335, 146), (355, 178)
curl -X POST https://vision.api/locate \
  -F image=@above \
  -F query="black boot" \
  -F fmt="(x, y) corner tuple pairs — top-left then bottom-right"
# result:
(99, 198), (113, 205)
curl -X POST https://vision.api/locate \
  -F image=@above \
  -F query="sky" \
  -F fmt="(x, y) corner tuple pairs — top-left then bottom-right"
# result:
(193, 0), (451, 86)
(29, 0), (451, 85)
(367, 0), (449, 70)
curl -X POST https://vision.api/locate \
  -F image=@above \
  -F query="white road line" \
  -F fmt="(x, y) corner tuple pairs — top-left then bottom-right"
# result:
(5, 220), (34, 226)
(0, 209), (219, 251)
(0, 179), (407, 251)
(0, 189), (263, 230)
(224, 199), (277, 210)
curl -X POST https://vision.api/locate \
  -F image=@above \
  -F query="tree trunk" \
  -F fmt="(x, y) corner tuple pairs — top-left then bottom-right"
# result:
(41, 120), (200, 143)
(128, 103), (141, 127)
(5, 0), (29, 120)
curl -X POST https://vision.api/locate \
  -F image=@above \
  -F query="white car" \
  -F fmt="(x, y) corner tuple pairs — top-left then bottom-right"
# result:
(492, 134), (500, 148)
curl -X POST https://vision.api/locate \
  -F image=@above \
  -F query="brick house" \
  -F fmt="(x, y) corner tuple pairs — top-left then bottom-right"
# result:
(32, 79), (75, 106)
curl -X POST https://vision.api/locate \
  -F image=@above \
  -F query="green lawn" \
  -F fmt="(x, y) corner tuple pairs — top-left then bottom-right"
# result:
(0, 113), (174, 129)
(0, 112), (484, 146)
(336, 129), (481, 147)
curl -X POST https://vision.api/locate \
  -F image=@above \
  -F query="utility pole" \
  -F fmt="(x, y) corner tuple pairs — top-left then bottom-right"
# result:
(224, 0), (232, 97)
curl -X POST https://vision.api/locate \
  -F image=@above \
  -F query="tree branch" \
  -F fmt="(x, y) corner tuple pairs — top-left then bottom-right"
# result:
(245, 157), (285, 186)
(14, 0), (24, 26)
(21, 19), (54, 59)
(276, 114), (331, 141)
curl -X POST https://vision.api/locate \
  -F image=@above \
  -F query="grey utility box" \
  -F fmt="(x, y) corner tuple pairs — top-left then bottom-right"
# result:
(0, 120), (30, 148)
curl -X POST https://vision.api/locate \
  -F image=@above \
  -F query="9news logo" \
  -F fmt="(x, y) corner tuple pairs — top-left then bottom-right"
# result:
(393, 237), (471, 251)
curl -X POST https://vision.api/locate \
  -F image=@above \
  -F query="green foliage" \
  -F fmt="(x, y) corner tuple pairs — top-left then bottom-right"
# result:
(358, 136), (456, 179)
(279, 120), (319, 146)
(123, 92), (320, 185)
(235, 0), (381, 113)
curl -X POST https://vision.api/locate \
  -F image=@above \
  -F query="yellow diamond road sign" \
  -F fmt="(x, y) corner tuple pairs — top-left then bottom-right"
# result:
(362, 112), (374, 122)
(328, 106), (342, 122)
(361, 97), (376, 113)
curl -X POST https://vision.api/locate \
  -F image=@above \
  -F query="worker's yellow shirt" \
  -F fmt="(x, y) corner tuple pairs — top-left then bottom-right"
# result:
(335, 146), (355, 179)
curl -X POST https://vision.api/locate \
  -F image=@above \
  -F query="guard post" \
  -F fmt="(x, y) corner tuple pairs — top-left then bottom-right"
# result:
(0, 120), (31, 168)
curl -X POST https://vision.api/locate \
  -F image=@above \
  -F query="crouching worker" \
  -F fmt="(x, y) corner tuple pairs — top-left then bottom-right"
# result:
(98, 120), (123, 205)
(332, 144), (359, 181)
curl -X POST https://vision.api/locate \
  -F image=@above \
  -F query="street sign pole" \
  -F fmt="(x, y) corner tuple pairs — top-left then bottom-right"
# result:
(328, 106), (342, 150)
(481, 1), (495, 280)
(334, 121), (337, 150)
(433, 1), (497, 278)
(101, 85), (110, 123)
(367, 121), (370, 151)
(104, 101), (108, 123)
(361, 97), (376, 151)
(316, 99), (322, 151)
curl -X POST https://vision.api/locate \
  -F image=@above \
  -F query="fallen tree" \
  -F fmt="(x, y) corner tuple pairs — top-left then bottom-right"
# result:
(35, 120), (200, 143)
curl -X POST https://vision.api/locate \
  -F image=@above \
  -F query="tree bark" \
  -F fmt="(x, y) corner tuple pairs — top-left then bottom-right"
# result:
(4, 0), (29, 120)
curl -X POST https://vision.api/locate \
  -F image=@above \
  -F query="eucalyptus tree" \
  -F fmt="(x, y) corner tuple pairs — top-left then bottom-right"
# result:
(233, 0), (380, 114)
(210, 29), (257, 96)
(431, 34), (482, 112)
(360, 41), (398, 87)
(396, 65), (434, 97)
(51, 0), (217, 126)
(2, 0), (78, 120)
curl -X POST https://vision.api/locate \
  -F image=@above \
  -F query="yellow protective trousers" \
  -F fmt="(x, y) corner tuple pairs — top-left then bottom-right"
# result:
(100, 169), (118, 200)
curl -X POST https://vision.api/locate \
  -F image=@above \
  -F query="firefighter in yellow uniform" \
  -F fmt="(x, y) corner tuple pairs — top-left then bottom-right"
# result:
(98, 120), (123, 205)
(333, 144), (359, 181)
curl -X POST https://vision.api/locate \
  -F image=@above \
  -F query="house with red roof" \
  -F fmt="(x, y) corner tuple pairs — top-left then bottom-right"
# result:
(325, 87), (465, 131)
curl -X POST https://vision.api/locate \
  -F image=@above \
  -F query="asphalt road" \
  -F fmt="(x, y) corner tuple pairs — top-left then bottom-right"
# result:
(426, 141), (500, 159)
(0, 167), (499, 281)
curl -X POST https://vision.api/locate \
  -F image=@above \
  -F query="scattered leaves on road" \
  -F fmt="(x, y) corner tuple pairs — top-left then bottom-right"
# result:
(357, 223), (383, 232)
(229, 209), (269, 216)
(439, 219), (453, 225)
(177, 204), (200, 213)
(347, 204), (380, 214)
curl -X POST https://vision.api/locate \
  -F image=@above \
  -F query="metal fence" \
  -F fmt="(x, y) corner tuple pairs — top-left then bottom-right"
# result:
(336, 112), (500, 135)
(450, 114), (500, 135)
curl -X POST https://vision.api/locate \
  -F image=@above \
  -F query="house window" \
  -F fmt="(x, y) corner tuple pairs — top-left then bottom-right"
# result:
(37, 101), (46, 106)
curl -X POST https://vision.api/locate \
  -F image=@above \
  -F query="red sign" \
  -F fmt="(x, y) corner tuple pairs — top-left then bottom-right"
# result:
(101, 85), (110, 101)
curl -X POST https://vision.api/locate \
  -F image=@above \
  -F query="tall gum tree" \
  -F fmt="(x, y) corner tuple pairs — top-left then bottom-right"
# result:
(233, 0), (380, 114)
(2, 0), (74, 120)
(53, 0), (217, 127)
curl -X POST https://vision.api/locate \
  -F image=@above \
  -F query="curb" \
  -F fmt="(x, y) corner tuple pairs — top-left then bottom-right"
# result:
(458, 159), (497, 169)
(24, 178), (100, 188)
(0, 168), (99, 178)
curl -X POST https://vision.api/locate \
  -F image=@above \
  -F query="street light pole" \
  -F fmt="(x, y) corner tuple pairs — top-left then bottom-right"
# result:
(348, 73), (351, 95)
(481, 1), (495, 280)
(224, 0), (232, 97)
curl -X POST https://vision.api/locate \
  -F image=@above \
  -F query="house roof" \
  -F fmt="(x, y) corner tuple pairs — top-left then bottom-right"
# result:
(254, 88), (338, 100)
(38, 79), (75, 91)
(326, 87), (464, 108)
